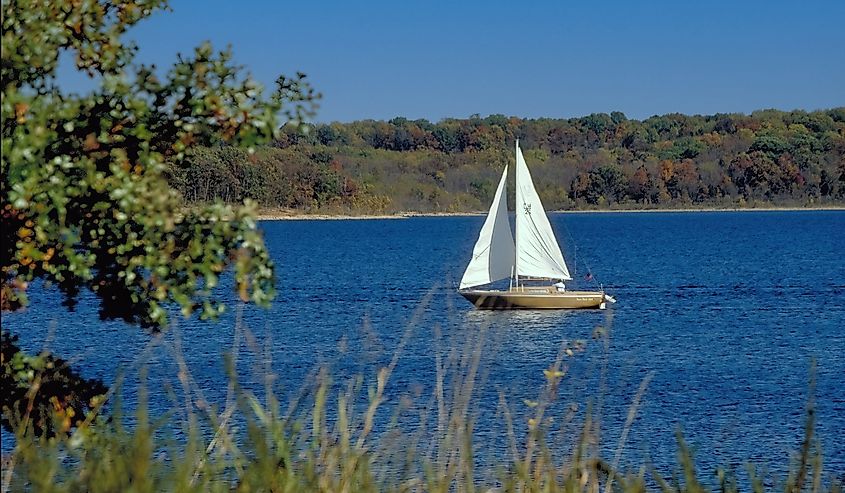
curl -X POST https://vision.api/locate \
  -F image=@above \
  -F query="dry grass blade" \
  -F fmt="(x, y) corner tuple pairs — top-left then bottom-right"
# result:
(604, 371), (654, 493)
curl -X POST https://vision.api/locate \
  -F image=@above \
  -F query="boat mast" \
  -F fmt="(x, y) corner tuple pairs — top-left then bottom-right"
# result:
(514, 138), (519, 290)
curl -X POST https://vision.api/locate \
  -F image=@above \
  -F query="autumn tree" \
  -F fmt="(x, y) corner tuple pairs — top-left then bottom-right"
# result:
(627, 166), (652, 203)
(728, 152), (784, 199)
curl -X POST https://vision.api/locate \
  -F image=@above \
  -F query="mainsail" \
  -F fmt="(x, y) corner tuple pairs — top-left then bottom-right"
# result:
(459, 165), (515, 289)
(514, 142), (571, 280)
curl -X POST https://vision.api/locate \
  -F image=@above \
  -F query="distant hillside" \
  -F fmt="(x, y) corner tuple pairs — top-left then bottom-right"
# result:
(169, 108), (845, 213)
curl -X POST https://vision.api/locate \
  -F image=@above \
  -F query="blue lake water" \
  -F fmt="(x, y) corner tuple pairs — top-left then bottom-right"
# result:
(5, 210), (845, 479)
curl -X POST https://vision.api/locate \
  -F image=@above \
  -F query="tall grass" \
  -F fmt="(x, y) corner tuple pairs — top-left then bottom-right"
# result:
(2, 306), (840, 493)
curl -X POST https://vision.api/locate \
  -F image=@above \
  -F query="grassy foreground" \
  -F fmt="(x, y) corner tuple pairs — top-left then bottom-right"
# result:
(2, 313), (841, 493)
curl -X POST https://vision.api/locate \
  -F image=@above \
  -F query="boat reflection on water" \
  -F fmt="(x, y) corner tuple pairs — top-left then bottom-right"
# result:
(462, 307), (574, 326)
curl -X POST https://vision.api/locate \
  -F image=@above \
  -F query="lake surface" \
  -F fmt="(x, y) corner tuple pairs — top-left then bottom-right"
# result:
(6, 211), (845, 479)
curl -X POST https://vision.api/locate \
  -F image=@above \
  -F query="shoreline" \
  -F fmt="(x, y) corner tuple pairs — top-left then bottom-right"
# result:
(554, 205), (845, 214)
(256, 210), (485, 221)
(257, 206), (845, 221)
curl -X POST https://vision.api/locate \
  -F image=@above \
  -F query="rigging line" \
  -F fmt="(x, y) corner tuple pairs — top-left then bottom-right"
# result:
(557, 214), (601, 287)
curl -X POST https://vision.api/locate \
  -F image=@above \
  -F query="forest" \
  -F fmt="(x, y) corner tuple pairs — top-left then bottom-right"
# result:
(171, 108), (845, 213)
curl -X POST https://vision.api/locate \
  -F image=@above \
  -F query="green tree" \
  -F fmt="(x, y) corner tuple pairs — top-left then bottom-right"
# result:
(583, 164), (627, 205)
(315, 123), (345, 146)
(662, 137), (705, 160)
(749, 133), (790, 158)
(1, 0), (318, 435)
(432, 122), (461, 152)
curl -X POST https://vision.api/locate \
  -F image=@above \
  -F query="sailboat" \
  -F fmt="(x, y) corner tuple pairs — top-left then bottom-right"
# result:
(458, 141), (614, 310)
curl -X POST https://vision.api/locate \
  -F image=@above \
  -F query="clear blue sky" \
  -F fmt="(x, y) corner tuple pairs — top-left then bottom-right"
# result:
(61, 0), (845, 123)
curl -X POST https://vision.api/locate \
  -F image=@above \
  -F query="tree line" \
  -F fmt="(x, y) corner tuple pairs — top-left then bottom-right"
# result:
(173, 108), (845, 212)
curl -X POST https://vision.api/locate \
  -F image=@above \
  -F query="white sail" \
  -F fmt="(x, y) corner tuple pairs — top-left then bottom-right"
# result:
(514, 142), (571, 280)
(459, 165), (515, 289)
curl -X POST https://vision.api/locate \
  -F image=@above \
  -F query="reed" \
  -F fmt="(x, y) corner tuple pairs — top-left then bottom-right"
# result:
(2, 309), (840, 493)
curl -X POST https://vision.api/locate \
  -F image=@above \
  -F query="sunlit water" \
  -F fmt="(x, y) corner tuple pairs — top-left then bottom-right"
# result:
(5, 211), (844, 479)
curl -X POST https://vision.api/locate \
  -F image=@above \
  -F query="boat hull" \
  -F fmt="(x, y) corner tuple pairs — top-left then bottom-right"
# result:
(459, 288), (606, 310)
